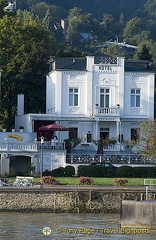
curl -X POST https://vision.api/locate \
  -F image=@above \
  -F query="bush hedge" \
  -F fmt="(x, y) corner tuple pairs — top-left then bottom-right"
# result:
(78, 165), (107, 177)
(43, 167), (65, 177)
(78, 165), (156, 178)
(116, 166), (133, 178)
(133, 167), (148, 178)
(43, 165), (156, 178)
(64, 166), (75, 177)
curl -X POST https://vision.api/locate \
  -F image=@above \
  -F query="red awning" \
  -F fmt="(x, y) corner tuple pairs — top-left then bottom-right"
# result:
(39, 123), (69, 131)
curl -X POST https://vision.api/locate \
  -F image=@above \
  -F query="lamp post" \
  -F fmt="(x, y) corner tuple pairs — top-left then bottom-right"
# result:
(119, 122), (122, 154)
(40, 136), (44, 189)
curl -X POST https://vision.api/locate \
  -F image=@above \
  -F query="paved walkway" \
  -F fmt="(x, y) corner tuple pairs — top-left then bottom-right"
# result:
(40, 185), (146, 191)
(0, 184), (146, 191)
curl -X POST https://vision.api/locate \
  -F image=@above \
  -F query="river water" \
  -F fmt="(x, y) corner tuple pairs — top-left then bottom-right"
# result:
(0, 212), (156, 240)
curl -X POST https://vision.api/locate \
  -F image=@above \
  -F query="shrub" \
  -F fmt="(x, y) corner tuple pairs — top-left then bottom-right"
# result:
(78, 176), (93, 185)
(78, 165), (107, 177)
(6, 167), (17, 177)
(86, 165), (107, 177)
(133, 167), (148, 178)
(147, 167), (156, 178)
(64, 139), (72, 153)
(114, 178), (128, 186)
(77, 165), (88, 177)
(40, 176), (58, 185)
(107, 169), (116, 178)
(64, 166), (75, 177)
(43, 170), (52, 176)
(51, 167), (65, 177)
(116, 165), (133, 177)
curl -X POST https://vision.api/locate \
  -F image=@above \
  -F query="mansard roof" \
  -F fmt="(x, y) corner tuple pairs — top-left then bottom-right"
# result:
(124, 59), (155, 72)
(48, 57), (86, 71)
(48, 55), (155, 72)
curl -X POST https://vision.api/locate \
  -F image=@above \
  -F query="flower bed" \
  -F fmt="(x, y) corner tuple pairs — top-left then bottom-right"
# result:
(40, 176), (58, 185)
(78, 176), (93, 185)
(113, 178), (128, 186)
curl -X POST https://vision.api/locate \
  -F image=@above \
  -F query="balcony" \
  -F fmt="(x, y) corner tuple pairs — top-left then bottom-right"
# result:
(0, 141), (65, 152)
(38, 141), (65, 150)
(94, 107), (120, 116)
(0, 142), (38, 152)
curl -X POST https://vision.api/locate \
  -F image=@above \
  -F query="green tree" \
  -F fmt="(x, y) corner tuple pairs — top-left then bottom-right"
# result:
(144, 0), (156, 18)
(133, 40), (156, 66)
(123, 17), (149, 45)
(102, 44), (129, 58)
(42, 9), (53, 31)
(0, 15), (56, 128)
(68, 7), (82, 18)
(31, 2), (65, 22)
(66, 7), (98, 47)
(134, 42), (153, 61)
(0, 0), (8, 18)
(16, 9), (35, 19)
(136, 119), (156, 159)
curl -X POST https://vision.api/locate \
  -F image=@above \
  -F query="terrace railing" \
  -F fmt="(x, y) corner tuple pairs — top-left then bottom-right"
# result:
(66, 154), (155, 164)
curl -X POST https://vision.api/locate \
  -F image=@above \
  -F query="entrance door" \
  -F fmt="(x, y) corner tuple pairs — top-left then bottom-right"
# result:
(100, 128), (109, 139)
(10, 156), (31, 174)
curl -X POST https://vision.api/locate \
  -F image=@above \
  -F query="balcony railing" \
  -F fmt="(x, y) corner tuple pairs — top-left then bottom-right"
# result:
(94, 107), (119, 116)
(0, 141), (65, 152)
(38, 141), (65, 150)
(0, 142), (38, 151)
(66, 154), (155, 164)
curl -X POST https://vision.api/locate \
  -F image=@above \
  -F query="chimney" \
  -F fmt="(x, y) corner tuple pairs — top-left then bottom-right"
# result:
(17, 94), (24, 115)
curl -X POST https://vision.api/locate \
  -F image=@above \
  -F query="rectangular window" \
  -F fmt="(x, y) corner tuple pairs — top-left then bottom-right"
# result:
(100, 128), (109, 139)
(69, 88), (78, 106)
(100, 88), (109, 108)
(131, 89), (140, 107)
(69, 128), (78, 140)
(131, 128), (140, 141)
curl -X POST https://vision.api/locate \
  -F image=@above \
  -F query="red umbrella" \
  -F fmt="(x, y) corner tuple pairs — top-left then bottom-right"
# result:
(39, 123), (69, 131)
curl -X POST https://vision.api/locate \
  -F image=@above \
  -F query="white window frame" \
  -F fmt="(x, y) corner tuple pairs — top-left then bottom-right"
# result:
(131, 89), (140, 108)
(100, 88), (110, 108)
(69, 88), (79, 107)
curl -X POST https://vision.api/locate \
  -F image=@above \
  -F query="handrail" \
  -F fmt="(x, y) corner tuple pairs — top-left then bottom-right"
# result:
(144, 179), (156, 200)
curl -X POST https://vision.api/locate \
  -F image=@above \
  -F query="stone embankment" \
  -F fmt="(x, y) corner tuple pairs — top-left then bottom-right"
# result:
(0, 186), (151, 213)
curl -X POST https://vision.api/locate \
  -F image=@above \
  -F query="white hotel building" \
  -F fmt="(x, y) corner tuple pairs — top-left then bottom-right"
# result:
(44, 54), (154, 143)
(0, 54), (155, 174)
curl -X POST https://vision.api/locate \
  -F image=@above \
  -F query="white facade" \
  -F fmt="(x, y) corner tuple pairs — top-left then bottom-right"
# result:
(2, 54), (154, 174)
(45, 55), (154, 142)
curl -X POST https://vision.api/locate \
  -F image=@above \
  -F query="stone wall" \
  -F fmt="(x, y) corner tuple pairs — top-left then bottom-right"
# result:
(121, 200), (156, 229)
(0, 189), (149, 213)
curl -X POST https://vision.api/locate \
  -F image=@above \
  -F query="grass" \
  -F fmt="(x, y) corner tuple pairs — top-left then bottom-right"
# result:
(54, 177), (146, 186)
(5, 177), (148, 186)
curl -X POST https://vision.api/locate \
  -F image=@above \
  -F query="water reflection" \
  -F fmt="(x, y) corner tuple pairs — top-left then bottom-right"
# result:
(0, 213), (155, 240)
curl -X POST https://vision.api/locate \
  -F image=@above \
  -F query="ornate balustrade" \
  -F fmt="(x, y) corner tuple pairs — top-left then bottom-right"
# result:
(0, 141), (65, 152)
(0, 142), (38, 151)
(94, 107), (120, 116)
(38, 141), (65, 150)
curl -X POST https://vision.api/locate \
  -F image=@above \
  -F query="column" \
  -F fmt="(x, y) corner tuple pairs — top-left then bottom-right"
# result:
(117, 121), (120, 139)
(95, 121), (99, 140)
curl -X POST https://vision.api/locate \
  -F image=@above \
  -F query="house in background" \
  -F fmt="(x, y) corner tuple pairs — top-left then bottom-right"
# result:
(0, 53), (155, 175)
(80, 32), (94, 42)
(4, 0), (16, 12)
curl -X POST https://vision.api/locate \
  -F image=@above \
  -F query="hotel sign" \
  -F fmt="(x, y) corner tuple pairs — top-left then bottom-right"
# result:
(99, 66), (113, 71)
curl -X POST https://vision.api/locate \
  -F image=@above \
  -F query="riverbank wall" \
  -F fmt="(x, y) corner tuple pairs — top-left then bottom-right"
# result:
(0, 188), (153, 213)
(121, 200), (156, 229)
